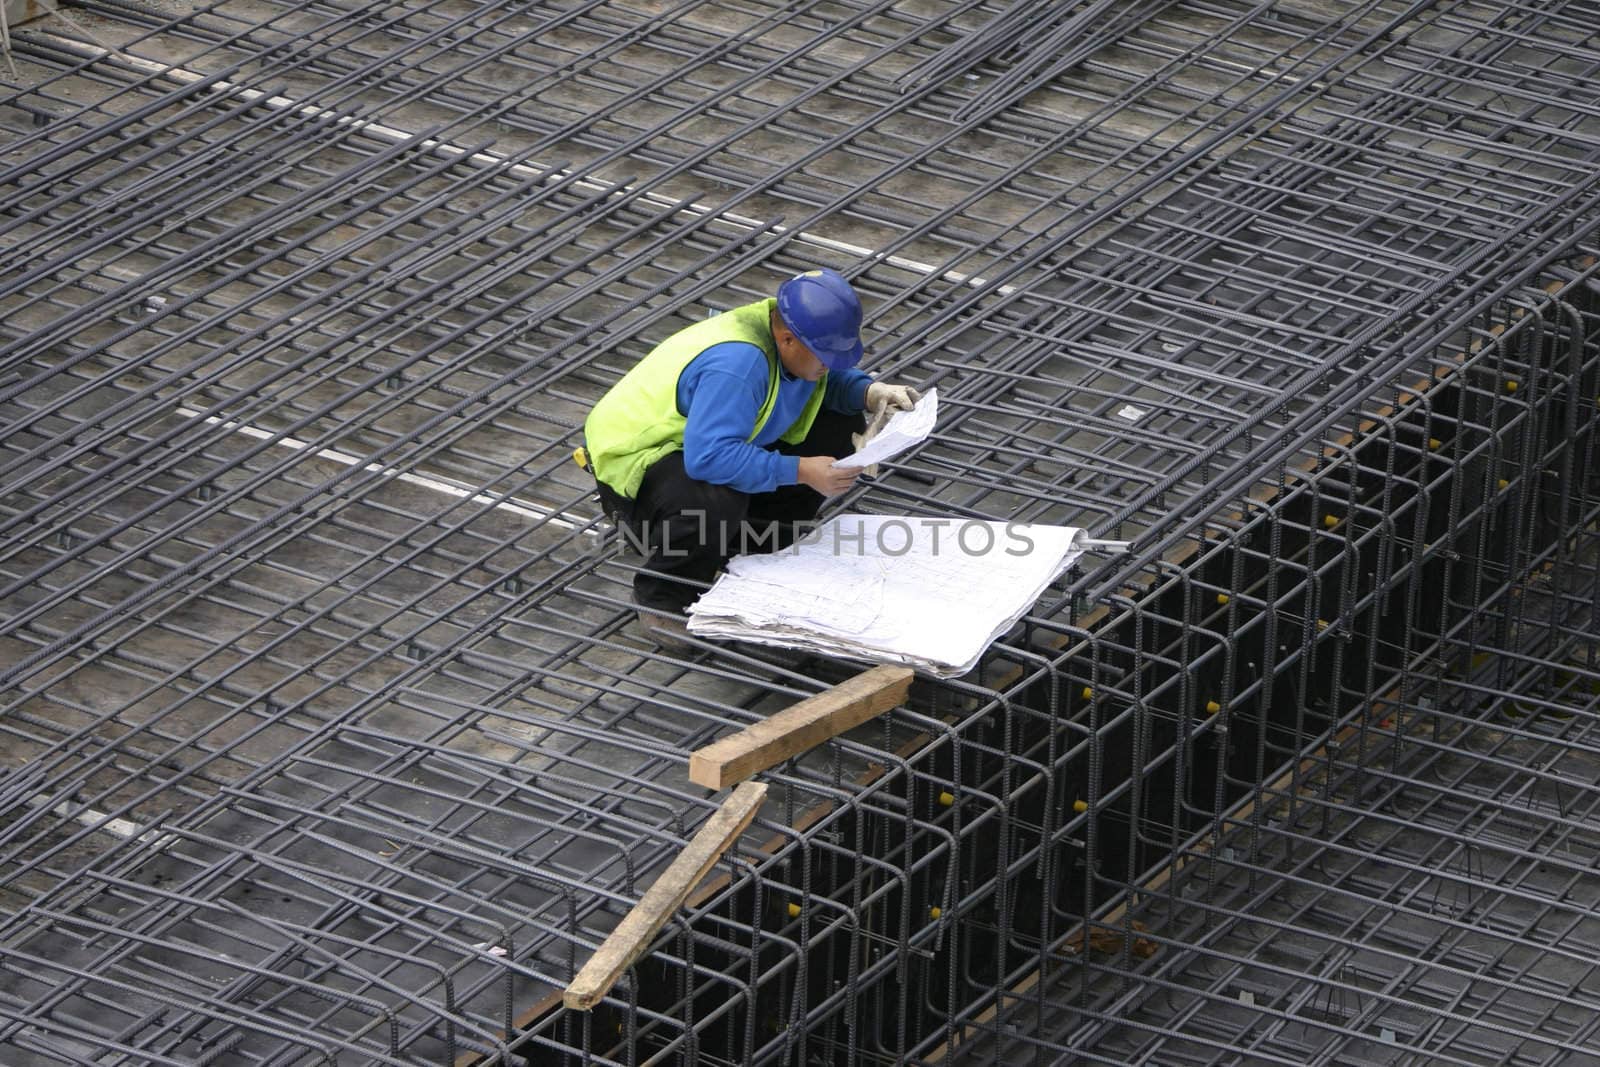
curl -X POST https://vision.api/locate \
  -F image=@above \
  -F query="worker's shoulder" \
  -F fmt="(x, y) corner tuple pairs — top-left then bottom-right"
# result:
(680, 342), (771, 411)
(687, 339), (769, 378)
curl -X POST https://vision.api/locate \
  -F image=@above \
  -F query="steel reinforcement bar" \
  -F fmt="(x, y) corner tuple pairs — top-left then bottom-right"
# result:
(1, 0), (1599, 1063)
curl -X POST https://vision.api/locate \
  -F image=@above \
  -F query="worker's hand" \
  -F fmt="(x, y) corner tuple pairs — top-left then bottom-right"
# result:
(865, 382), (920, 413)
(797, 455), (861, 497)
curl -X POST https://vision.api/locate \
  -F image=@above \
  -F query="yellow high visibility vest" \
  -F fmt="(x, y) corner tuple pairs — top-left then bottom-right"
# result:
(583, 299), (826, 498)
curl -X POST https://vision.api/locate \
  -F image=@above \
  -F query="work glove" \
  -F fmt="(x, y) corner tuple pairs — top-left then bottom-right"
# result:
(848, 399), (899, 478)
(865, 382), (920, 413)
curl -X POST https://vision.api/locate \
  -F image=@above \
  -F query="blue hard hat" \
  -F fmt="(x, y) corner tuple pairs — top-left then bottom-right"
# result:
(776, 268), (864, 371)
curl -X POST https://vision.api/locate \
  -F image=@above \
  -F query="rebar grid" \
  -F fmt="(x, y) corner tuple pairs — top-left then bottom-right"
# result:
(936, 562), (1600, 1066)
(2, 0), (1600, 1063)
(910, 289), (1600, 1066)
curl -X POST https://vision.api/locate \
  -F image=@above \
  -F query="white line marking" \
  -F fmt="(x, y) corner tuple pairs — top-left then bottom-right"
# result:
(34, 33), (1014, 295)
(177, 407), (592, 532)
(25, 794), (175, 851)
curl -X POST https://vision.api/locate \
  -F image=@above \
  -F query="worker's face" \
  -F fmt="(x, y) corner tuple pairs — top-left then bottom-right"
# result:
(773, 314), (829, 381)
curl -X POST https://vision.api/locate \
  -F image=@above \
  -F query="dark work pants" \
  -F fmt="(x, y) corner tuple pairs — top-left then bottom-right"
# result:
(599, 409), (865, 613)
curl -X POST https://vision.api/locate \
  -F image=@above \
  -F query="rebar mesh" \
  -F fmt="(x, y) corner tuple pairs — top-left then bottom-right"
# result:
(2, 0), (1600, 1064)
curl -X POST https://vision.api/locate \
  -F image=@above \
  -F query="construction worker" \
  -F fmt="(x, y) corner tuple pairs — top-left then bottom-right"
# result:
(582, 268), (920, 648)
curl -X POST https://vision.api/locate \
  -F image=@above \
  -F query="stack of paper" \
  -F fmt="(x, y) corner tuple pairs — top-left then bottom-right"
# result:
(687, 514), (1091, 677)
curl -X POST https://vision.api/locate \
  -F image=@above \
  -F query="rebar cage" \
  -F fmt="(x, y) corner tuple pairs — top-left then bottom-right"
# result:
(2, 0), (1600, 1064)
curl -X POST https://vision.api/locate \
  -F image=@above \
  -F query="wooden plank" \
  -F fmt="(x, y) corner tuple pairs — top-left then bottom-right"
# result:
(666, 701), (961, 929)
(457, 706), (968, 1066)
(688, 666), (914, 790)
(563, 781), (768, 1011)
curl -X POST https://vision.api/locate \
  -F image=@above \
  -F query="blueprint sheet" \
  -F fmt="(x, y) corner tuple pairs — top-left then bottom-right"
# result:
(831, 389), (938, 470)
(686, 514), (1088, 676)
